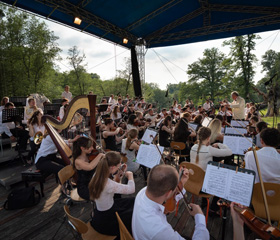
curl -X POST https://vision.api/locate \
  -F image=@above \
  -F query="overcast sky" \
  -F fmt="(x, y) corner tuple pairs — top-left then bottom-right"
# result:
(45, 20), (280, 90)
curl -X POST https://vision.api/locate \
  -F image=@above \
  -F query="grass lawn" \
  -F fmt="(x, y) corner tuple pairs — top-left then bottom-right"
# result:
(259, 109), (280, 128)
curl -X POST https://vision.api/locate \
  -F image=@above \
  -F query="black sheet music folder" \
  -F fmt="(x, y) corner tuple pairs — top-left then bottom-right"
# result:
(2, 108), (24, 123)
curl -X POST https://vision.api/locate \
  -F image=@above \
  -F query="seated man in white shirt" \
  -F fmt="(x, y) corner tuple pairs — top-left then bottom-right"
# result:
(245, 128), (280, 184)
(132, 164), (209, 240)
(0, 102), (29, 152)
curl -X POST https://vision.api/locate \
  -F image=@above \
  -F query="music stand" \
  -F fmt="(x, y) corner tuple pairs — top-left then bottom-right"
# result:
(101, 96), (110, 103)
(52, 99), (62, 104)
(98, 104), (109, 114)
(9, 97), (27, 107)
(44, 104), (60, 117)
(2, 108), (26, 164)
(2, 108), (24, 123)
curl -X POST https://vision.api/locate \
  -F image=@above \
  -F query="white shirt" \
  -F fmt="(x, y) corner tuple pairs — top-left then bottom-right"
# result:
(203, 103), (211, 111)
(30, 124), (45, 141)
(190, 143), (232, 170)
(145, 114), (157, 127)
(132, 187), (209, 240)
(230, 96), (245, 119)
(108, 98), (117, 105)
(35, 135), (68, 163)
(0, 110), (15, 137)
(95, 178), (135, 211)
(59, 106), (64, 120)
(245, 147), (280, 184)
(61, 91), (72, 101)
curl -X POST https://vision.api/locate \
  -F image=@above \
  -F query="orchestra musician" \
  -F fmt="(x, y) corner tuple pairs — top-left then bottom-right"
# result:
(159, 116), (174, 149)
(23, 97), (39, 124)
(111, 105), (122, 121)
(58, 98), (69, 121)
(132, 164), (209, 240)
(73, 136), (104, 201)
(0, 96), (9, 111)
(0, 102), (29, 152)
(121, 129), (140, 173)
(89, 151), (135, 239)
(145, 109), (157, 128)
(102, 118), (127, 151)
(255, 121), (268, 148)
(226, 91), (245, 120)
(245, 128), (280, 184)
(190, 127), (232, 171)
(26, 109), (46, 164)
(208, 119), (224, 144)
(173, 118), (196, 163)
(61, 85), (72, 101)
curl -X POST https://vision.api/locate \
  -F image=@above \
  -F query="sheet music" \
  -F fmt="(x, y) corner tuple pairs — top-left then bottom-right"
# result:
(230, 120), (249, 128)
(223, 135), (252, 155)
(189, 123), (198, 131)
(202, 163), (255, 206)
(136, 144), (163, 168)
(141, 128), (157, 144)
(202, 117), (212, 127)
(225, 127), (247, 135)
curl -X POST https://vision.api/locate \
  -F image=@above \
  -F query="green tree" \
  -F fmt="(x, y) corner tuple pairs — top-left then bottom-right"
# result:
(223, 34), (259, 97)
(187, 47), (231, 101)
(67, 46), (88, 95)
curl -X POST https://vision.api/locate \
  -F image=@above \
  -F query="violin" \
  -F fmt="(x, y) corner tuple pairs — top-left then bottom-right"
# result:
(234, 205), (280, 240)
(111, 127), (124, 135)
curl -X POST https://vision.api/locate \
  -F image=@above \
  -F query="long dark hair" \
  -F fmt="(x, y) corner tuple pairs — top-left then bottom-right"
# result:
(28, 109), (44, 126)
(72, 137), (93, 169)
(174, 118), (189, 141)
(163, 115), (172, 126)
(128, 114), (137, 125)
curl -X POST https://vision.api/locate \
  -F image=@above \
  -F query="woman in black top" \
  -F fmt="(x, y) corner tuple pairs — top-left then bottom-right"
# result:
(102, 118), (126, 151)
(173, 118), (196, 163)
(73, 137), (104, 200)
(159, 116), (174, 147)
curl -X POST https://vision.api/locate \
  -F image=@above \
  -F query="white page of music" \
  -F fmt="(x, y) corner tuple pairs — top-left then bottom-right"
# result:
(202, 164), (255, 206)
(225, 127), (247, 135)
(136, 144), (163, 169)
(223, 135), (252, 155)
(141, 128), (157, 144)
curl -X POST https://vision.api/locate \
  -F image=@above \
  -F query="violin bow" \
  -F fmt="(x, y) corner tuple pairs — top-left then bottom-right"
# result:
(90, 137), (106, 154)
(225, 121), (271, 225)
(150, 134), (166, 164)
(177, 169), (193, 211)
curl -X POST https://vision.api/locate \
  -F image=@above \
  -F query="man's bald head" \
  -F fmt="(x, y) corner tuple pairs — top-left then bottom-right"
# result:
(147, 165), (178, 197)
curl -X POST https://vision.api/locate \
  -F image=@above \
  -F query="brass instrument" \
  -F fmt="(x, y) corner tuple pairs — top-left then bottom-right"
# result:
(34, 131), (43, 145)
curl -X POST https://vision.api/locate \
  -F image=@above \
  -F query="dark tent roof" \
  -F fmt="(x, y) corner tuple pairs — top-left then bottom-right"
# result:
(2, 0), (280, 48)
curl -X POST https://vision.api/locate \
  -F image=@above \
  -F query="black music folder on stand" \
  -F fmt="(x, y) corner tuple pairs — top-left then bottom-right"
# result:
(9, 96), (27, 107)
(2, 108), (24, 123)
(202, 161), (256, 206)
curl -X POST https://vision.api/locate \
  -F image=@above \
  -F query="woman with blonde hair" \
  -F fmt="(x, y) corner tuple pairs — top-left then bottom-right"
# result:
(190, 127), (232, 171)
(208, 118), (224, 144)
(122, 129), (140, 173)
(89, 151), (135, 239)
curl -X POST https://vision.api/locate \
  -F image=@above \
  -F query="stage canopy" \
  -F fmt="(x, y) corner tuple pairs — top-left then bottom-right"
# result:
(2, 0), (280, 49)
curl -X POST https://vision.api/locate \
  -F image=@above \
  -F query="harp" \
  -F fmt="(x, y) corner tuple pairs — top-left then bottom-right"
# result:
(44, 95), (96, 165)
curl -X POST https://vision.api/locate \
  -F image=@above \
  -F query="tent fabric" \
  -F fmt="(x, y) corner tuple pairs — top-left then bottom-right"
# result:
(1, 0), (280, 49)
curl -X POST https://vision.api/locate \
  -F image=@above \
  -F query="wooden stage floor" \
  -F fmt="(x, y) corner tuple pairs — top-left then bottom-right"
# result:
(0, 162), (262, 240)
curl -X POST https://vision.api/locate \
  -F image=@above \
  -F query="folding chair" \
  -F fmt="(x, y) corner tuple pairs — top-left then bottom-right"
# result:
(252, 182), (280, 227)
(115, 212), (134, 240)
(58, 165), (86, 205)
(64, 205), (116, 240)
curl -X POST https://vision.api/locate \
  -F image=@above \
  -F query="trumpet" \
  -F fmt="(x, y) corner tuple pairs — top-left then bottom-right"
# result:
(34, 131), (43, 145)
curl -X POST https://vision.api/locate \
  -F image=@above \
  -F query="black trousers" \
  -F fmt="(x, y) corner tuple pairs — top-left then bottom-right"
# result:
(91, 197), (135, 240)
(2, 128), (29, 151)
(27, 140), (40, 160)
(35, 153), (66, 175)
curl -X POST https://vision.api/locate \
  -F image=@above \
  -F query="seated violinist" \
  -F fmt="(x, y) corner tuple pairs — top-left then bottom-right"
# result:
(255, 121), (268, 148)
(159, 108), (168, 118)
(132, 164), (209, 240)
(145, 109), (157, 128)
(73, 137), (104, 200)
(245, 128), (280, 184)
(89, 151), (135, 239)
(102, 118), (127, 152)
(247, 116), (258, 135)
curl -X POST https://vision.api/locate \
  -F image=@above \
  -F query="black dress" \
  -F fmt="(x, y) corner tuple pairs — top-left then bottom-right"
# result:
(104, 135), (118, 151)
(76, 169), (95, 201)
(173, 130), (191, 163)
(159, 124), (170, 147)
